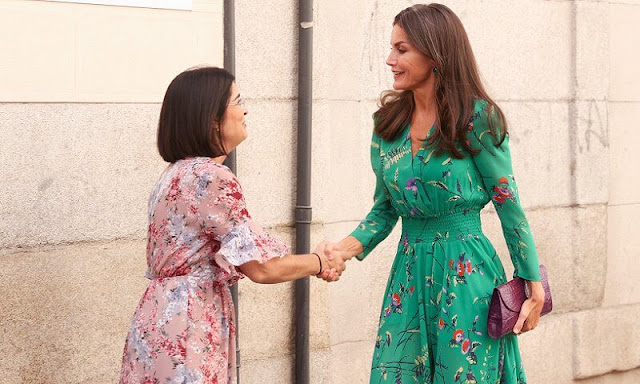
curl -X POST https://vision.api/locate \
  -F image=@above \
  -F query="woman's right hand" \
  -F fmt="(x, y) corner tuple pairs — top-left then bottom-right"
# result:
(314, 242), (346, 282)
(315, 237), (363, 281)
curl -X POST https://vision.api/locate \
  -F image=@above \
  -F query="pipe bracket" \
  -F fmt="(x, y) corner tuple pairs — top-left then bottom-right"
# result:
(295, 205), (313, 224)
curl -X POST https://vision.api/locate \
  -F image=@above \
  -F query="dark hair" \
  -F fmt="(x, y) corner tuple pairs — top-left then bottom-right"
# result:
(157, 66), (235, 163)
(374, 3), (507, 158)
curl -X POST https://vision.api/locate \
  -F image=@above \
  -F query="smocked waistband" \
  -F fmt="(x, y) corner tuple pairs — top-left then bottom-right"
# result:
(401, 211), (483, 240)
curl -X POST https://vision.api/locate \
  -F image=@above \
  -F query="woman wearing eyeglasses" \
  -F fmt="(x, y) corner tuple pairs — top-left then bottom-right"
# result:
(119, 67), (346, 384)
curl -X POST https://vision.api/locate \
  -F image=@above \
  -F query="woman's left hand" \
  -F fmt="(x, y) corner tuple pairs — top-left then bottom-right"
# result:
(513, 280), (545, 335)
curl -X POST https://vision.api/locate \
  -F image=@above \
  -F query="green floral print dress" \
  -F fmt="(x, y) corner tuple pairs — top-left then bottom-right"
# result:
(351, 100), (541, 384)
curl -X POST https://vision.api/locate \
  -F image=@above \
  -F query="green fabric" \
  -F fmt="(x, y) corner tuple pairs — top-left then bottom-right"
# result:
(350, 100), (539, 383)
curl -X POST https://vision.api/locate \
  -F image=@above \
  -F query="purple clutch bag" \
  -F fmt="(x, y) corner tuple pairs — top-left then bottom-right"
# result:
(487, 265), (553, 339)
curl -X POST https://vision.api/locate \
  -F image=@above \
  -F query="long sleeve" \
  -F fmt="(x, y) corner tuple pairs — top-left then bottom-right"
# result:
(468, 102), (541, 281)
(350, 131), (399, 260)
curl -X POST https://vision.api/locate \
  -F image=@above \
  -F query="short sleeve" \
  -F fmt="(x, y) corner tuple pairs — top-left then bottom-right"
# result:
(468, 101), (541, 281)
(350, 130), (399, 260)
(193, 162), (290, 276)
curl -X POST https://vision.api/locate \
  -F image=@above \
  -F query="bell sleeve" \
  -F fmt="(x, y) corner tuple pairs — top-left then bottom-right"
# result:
(195, 162), (290, 277)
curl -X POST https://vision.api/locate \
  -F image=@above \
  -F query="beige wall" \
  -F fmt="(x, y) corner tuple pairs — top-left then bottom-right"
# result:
(0, 0), (639, 383)
(0, 0), (223, 382)
(0, 0), (221, 102)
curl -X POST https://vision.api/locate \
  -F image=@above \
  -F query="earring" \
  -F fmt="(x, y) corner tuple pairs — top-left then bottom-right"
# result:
(433, 67), (438, 74)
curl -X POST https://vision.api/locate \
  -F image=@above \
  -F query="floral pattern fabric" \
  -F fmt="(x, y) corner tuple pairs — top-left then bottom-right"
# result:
(351, 100), (540, 383)
(120, 158), (289, 384)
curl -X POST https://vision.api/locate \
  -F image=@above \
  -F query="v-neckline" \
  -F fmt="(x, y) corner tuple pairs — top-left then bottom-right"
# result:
(406, 123), (433, 159)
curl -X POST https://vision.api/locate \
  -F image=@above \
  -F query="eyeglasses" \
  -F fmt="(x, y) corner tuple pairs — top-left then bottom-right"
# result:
(229, 98), (245, 108)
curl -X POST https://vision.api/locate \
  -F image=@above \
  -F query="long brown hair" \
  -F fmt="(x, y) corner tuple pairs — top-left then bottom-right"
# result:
(374, 3), (506, 157)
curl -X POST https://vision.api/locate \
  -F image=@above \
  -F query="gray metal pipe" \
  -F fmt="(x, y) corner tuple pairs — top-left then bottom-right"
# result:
(295, 0), (313, 382)
(224, 1), (313, 382)
(223, 0), (239, 381)
(223, 2), (236, 170)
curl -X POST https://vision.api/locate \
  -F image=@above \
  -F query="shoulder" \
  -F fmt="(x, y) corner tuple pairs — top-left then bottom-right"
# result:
(371, 118), (408, 146)
(470, 99), (490, 124)
(469, 99), (505, 137)
(370, 117), (383, 147)
(371, 128), (381, 143)
(183, 157), (240, 186)
(371, 125), (396, 154)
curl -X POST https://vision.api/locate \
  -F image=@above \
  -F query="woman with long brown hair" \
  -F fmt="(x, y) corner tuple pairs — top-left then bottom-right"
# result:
(324, 4), (544, 383)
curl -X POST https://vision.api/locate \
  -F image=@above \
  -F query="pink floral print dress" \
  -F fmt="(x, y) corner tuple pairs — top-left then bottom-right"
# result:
(120, 158), (289, 384)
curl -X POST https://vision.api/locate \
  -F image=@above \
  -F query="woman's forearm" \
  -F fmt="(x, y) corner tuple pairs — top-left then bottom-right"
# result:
(265, 253), (321, 283)
(240, 253), (320, 284)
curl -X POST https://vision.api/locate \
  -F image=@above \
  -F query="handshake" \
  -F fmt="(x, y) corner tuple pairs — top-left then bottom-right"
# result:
(312, 241), (352, 282)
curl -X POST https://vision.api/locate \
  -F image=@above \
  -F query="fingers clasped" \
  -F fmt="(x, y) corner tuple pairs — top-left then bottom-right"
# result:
(313, 241), (347, 282)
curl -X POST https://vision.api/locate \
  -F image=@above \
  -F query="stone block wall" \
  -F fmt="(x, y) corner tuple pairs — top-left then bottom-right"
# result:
(0, 0), (638, 383)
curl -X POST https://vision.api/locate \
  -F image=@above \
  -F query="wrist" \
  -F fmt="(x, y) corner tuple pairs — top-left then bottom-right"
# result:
(338, 236), (363, 260)
(311, 252), (324, 276)
(527, 280), (545, 300)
